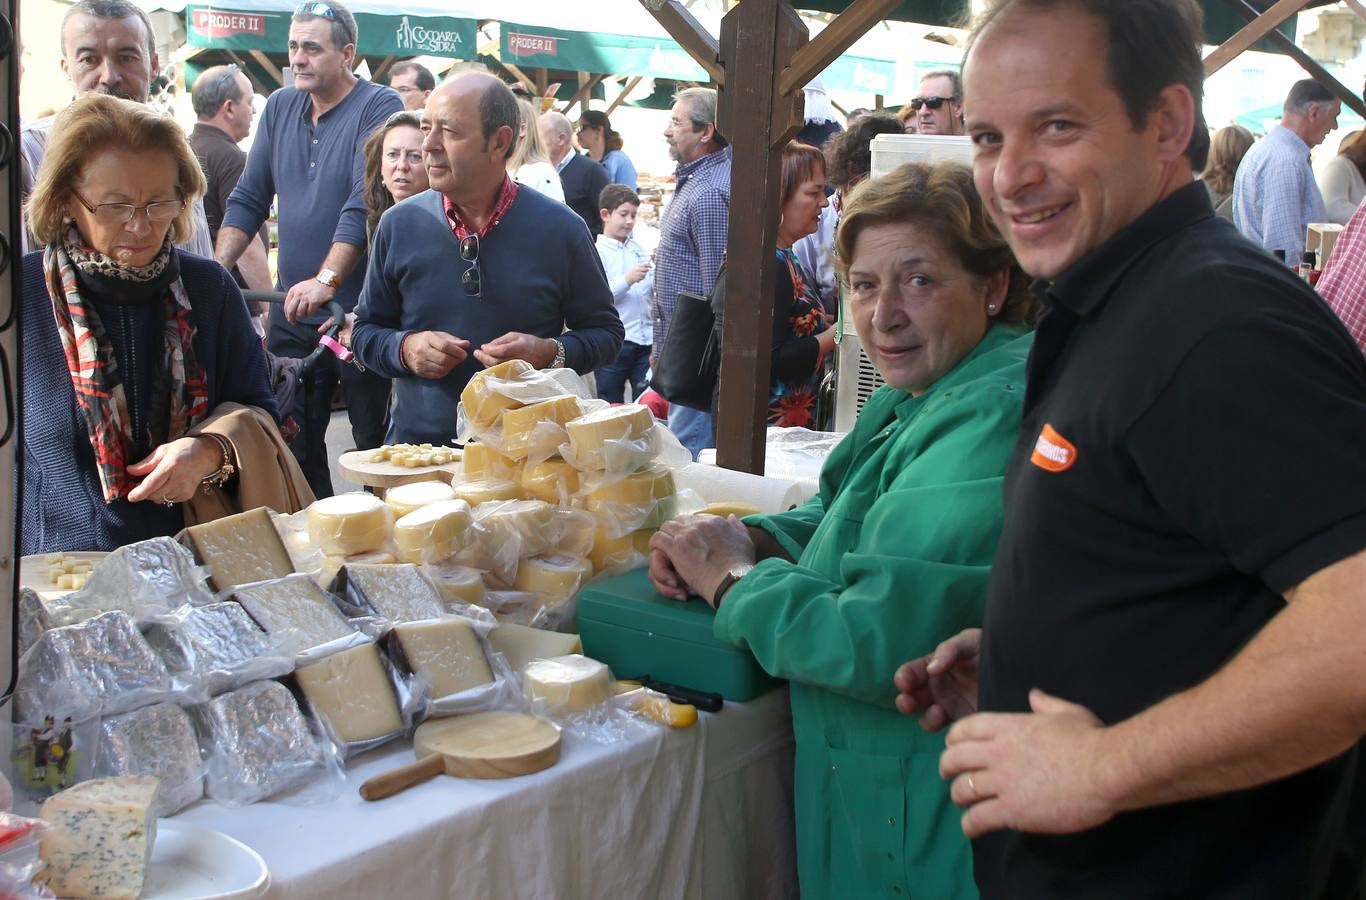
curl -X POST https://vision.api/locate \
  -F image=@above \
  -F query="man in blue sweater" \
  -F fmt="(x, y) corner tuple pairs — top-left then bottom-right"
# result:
(351, 74), (623, 447)
(215, 0), (402, 496)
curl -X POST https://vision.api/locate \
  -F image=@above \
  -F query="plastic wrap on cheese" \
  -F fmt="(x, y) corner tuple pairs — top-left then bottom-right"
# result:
(521, 458), (581, 506)
(499, 395), (582, 461)
(294, 642), (404, 752)
(523, 654), (611, 715)
(307, 492), (394, 557)
(451, 479), (522, 506)
(583, 466), (679, 538)
(143, 602), (290, 697)
(458, 358), (535, 432)
(193, 680), (333, 805)
(422, 563), (489, 607)
(185, 507), (295, 591)
(18, 588), (53, 656)
(391, 618), (494, 699)
(94, 702), (204, 816)
(553, 508), (597, 559)
(461, 442), (523, 483)
(463, 500), (558, 584)
(16, 611), (173, 722)
(232, 574), (355, 654)
(383, 480), (457, 519)
(57, 537), (215, 625)
(563, 404), (656, 470)
(514, 555), (592, 607)
(394, 499), (474, 565)
(342, 563), (445, 624)
(487, 622), (583, 673)
(588, 529), (656, 574)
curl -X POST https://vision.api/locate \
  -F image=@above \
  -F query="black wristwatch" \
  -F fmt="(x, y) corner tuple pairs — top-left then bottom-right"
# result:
(712, 563), (755, 609)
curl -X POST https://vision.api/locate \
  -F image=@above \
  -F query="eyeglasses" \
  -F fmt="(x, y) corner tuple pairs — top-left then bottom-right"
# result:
(460, 233), (480, 297)
(213, 63), (241, 100)
(70, 188), (184, 226)
(909, 96), (955, 111)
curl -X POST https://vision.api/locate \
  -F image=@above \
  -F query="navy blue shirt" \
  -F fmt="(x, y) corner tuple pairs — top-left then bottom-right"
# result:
(223, 79), (402, 319)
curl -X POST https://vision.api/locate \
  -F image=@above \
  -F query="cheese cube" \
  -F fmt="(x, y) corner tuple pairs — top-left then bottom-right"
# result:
(521, 458), (581, 505)
(392, 618), (494, 698)
(460, 358), (534, 431)
(233, 575), (354, 652)
(295, 642), (403, 745)
(566, 404), (656, 470)
(185, 506), (295, 591)
(462, 442), (523, 482)
(38, 776), (159, 900)
(500, 395), (582, 459)
(342, 563), (445, 623)
(308, 492), (393, 557)
(513, 554), (593, 605)
(394, 499), (474, 565)
(523, 654), (611, 714)
(488, 622), (583, 672)
(384, 480), (457, 519)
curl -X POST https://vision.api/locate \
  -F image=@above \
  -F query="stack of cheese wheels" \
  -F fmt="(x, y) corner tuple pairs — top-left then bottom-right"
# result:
(561, 404), (674, 574)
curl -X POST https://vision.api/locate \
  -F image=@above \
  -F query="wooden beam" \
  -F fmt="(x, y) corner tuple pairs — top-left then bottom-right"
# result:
(247, 49), (283, 88)
(560, 74), (606, 115)
(1221, 0), (1366, 119)
(371, 55), (397, 84)
(1203, 0), (1308, 76)
(713, 0), (807, 473)
(874, 94), (884, 110)
(534, 67), (548, 97)
(604, 76), (643, 116)
(639, 0), (725, 85)
(1345, 0), (1366, 20)
(500, 62), (539, 96)
(779, 0), (901, 96)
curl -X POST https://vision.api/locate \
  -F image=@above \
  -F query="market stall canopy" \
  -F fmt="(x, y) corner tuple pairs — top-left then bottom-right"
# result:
(150, 0), (481, 59)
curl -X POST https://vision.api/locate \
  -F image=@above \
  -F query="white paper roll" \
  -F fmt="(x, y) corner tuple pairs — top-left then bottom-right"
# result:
(675, 463), (805, 514)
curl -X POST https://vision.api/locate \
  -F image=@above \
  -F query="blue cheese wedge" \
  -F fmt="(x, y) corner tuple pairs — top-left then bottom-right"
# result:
(38, 775), (159, 900)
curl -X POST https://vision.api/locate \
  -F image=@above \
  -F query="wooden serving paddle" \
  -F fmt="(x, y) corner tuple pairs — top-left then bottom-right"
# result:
(360, 711), (562, 801)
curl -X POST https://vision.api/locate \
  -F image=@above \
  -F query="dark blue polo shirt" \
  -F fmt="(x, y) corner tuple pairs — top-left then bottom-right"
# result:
(223, 79), (401, 320)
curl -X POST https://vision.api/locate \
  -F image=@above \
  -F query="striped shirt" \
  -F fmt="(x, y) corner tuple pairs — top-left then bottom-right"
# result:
(1232, 125), (1327, 264)
(652, 146), (732, 350)
(1316, 197), (1366, 356)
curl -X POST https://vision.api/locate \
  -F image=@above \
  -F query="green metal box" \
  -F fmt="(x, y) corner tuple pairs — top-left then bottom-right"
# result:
(576, 569), (783, 702)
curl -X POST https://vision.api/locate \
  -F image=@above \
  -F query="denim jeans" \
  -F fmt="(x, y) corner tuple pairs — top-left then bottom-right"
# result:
(668, 404), (715, 461)
(595, 341), (652, 404)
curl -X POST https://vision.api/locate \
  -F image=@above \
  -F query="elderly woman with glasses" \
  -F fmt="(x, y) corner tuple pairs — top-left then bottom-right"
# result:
(21, 94), (277, 553)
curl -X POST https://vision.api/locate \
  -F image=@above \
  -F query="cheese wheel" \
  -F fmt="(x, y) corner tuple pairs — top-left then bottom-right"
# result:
(392, 618), (494, 698)
(554, 508), (597, 558)
(513, 554), (593, 604)
(699, 502), (763, 518)
(501, 395), (582, 460)
(462, 442), (522, 482)
(588, 528), (656, 573)
(474, 500), (558, 560)
(460, 359), (534, 431)
(424, 565), (488, 606)
(384, 480), (457, 518)
(521, 458), (581, 505)
(523, 654), (611, 714)
(394, 498), (474, 564)
(453, 479), (523, 506)
(566, 404), (656, 470)
(308, 493), (393, 556)
(295, 642), (403, 744)
(488, 623), (583, 672)
(585, 466), (677, 531)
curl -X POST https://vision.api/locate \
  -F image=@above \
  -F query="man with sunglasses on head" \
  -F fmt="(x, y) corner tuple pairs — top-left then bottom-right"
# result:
(20, 0), (215, 257)
(215, 0), (403, 497)
(349, 73), (623, 448)
(911, 70), (965, 136)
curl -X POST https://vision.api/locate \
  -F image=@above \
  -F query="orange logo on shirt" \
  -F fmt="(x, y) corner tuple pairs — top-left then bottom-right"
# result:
(1030, 423), (1077, 473)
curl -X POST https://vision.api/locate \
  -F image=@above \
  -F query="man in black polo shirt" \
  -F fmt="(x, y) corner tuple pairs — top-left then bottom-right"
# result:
(894, 1), (1366, 897)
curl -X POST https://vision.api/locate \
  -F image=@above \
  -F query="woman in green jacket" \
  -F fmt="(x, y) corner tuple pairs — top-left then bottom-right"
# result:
(649, 161), (1037, 899)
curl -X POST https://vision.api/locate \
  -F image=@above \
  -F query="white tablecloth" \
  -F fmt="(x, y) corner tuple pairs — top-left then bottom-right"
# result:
(178, 687), (797, 900)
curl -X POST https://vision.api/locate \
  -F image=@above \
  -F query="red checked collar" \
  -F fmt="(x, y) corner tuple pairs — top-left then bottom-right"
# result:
(443, 176), (520, 241)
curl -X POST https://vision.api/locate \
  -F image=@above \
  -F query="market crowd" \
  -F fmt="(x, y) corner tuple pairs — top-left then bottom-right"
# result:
(16, 0), (1366, 897)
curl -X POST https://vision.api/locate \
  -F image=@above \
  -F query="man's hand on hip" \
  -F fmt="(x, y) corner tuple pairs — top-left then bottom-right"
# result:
(283, 278), (337, 323)
(401, 331), (471, 379)
(475, 332), (558, 369)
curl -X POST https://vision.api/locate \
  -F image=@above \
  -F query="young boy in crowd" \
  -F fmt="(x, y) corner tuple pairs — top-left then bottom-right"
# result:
(593, 184), (654, 403)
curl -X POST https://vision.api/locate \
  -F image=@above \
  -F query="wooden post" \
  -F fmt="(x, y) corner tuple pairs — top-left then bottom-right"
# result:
(246, 49), (284, 89)
(371, 55), (398, 83)
(500, 62), (540, 96)
(604, 75), (644, 116)
(1220, 0), (1366, 118)
(534, 67), (548, 97)
(713, 0), (807, 473)
(639, 0), (724, 85)
(1203, 0), (1308, 76)
(874, 94), (884, 109)
(560, 74), (606, 115)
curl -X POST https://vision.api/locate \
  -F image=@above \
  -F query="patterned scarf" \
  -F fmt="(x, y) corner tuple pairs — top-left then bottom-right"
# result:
(43, 224), (209, 502)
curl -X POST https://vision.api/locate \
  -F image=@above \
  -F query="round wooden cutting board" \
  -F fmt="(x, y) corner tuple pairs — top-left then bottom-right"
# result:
(338, 449), (463, 489)
(415, 711), (562, 779)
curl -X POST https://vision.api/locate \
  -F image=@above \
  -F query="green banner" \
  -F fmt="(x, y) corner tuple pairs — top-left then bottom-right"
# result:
(185, 6), (478, 59)
(499, 21), (709, 82)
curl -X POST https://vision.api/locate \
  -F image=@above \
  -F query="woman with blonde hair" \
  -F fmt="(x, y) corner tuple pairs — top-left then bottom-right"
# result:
(650, 159), (1036, 898)
(509, 97), (565, 203)
(22, 93), (275, 553)
(1320, 130), (1366, 224)
(1200, 124), (1254, 220)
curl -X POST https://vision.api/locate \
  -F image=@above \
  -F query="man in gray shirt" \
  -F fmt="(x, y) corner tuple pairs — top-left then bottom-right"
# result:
(216, 0), (402, 496)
